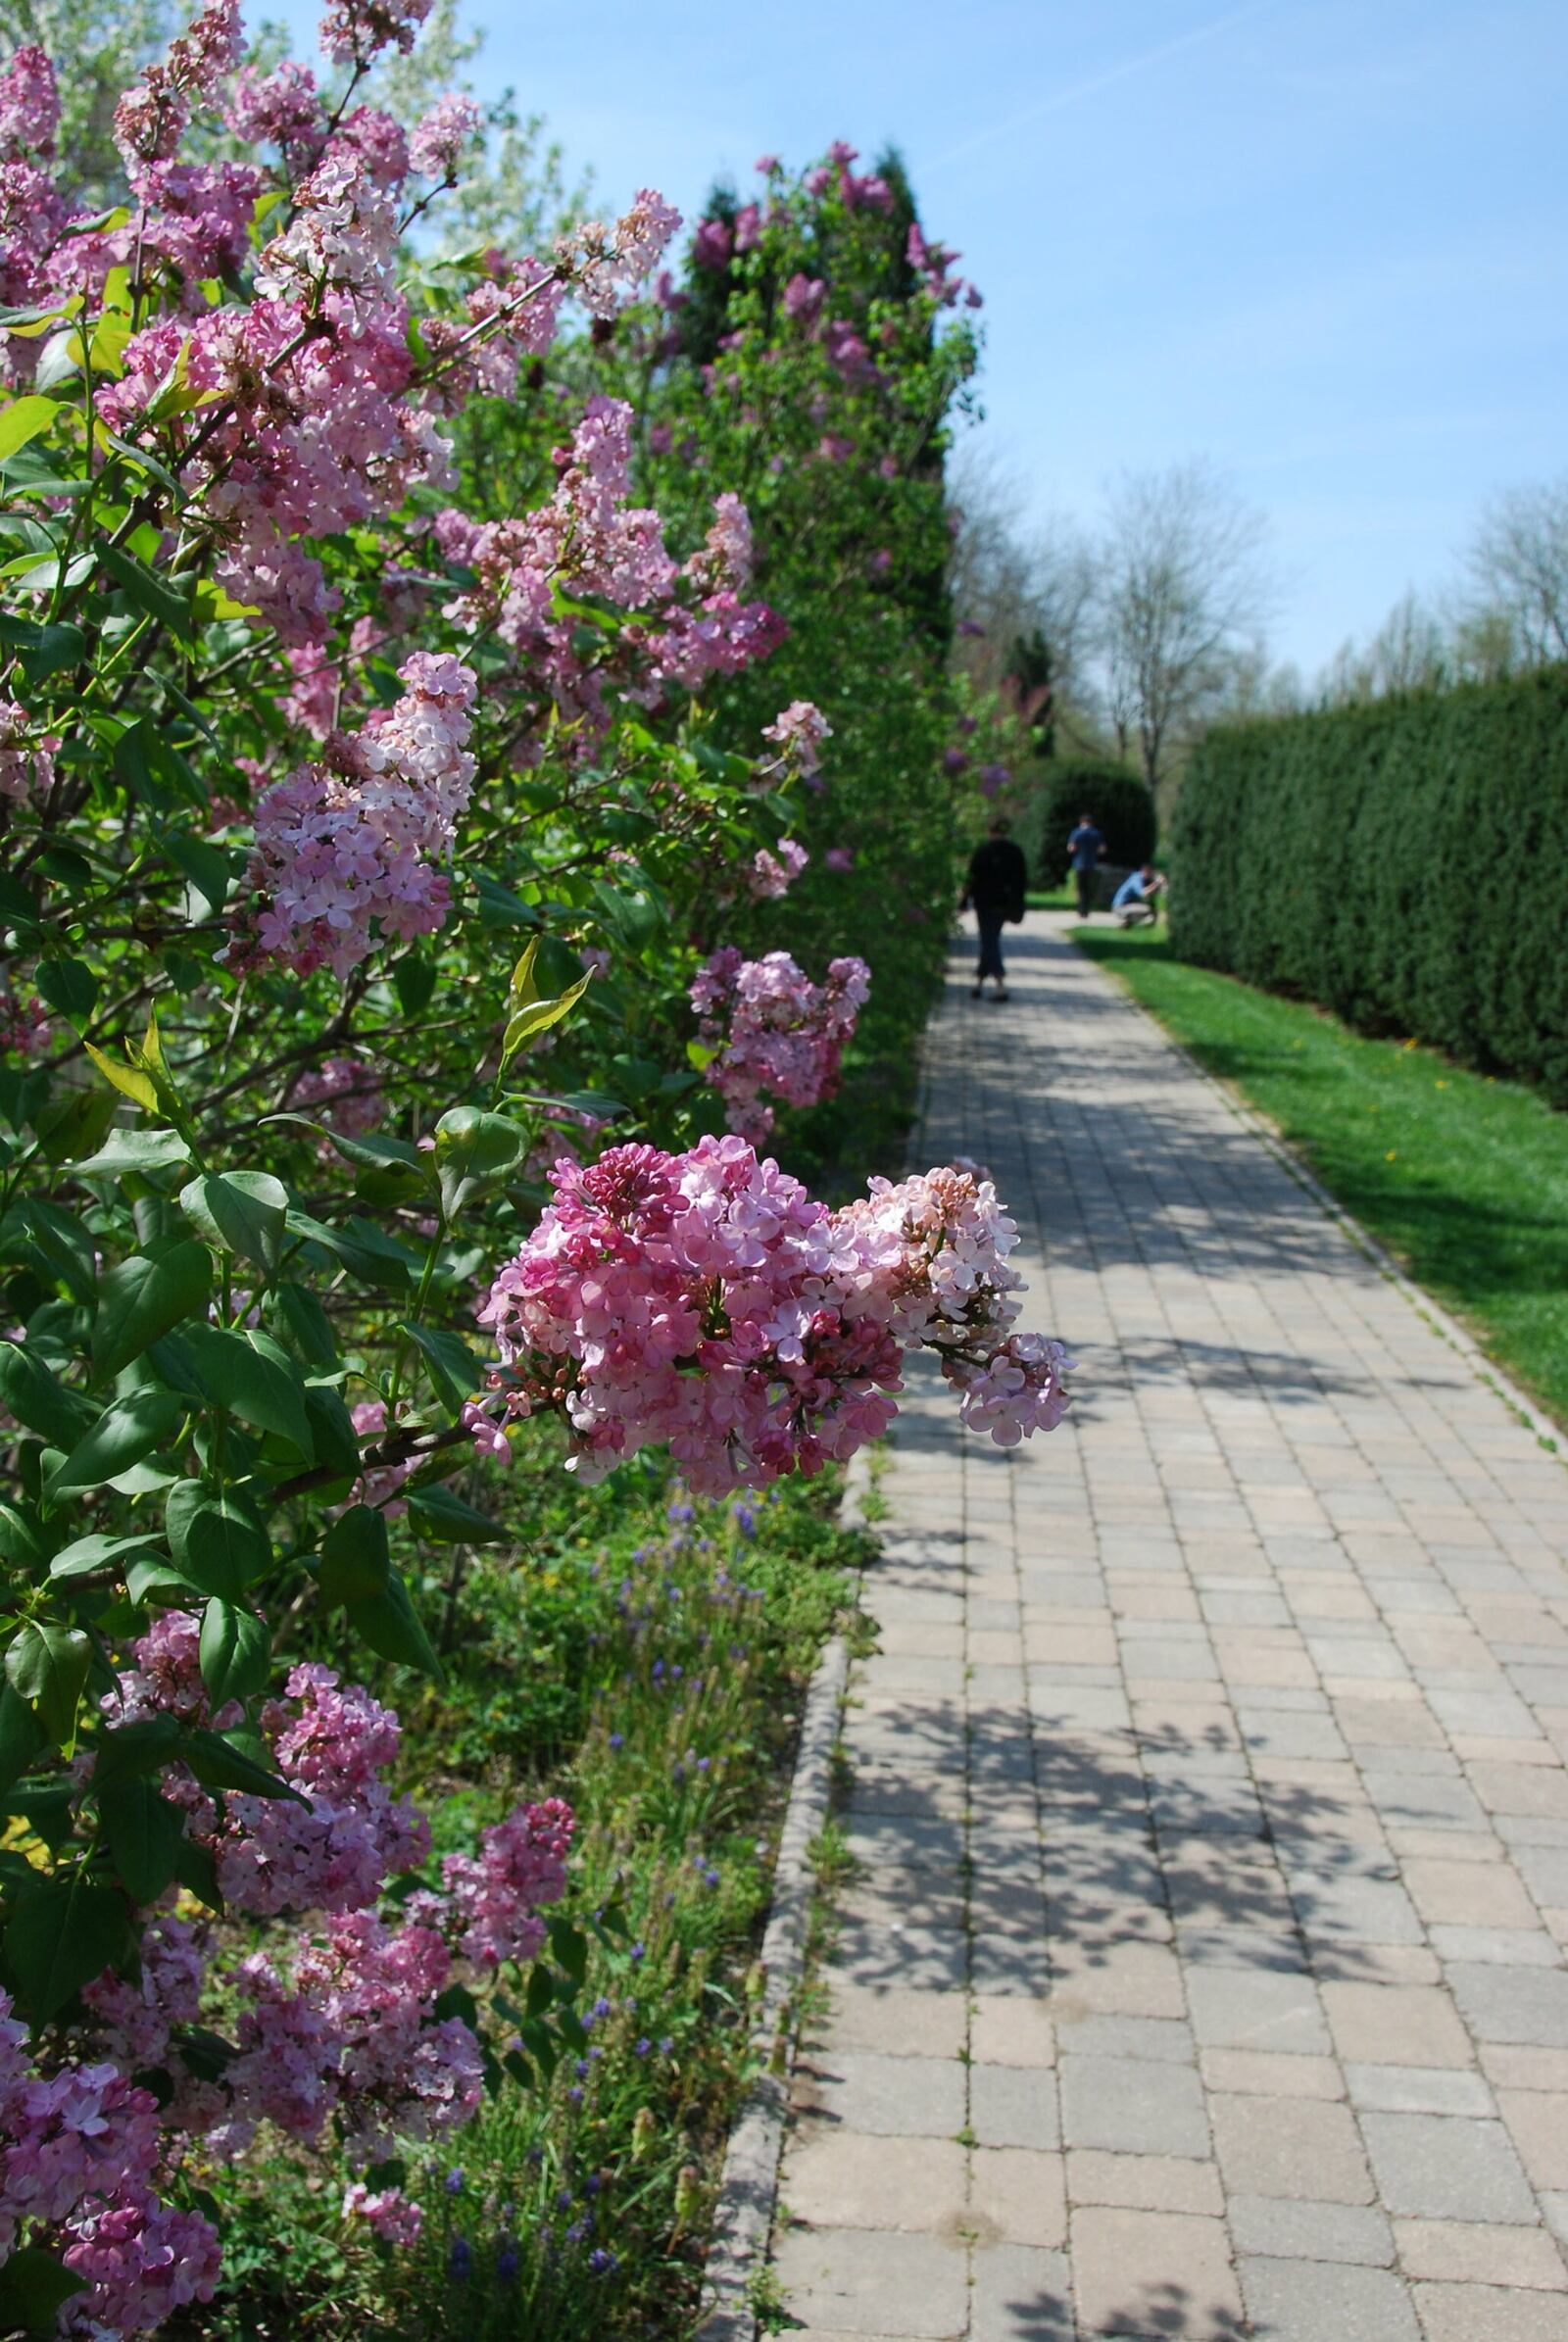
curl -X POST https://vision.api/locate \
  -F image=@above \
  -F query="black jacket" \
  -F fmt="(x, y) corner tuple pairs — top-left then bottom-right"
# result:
(965, 837), (1028, 922)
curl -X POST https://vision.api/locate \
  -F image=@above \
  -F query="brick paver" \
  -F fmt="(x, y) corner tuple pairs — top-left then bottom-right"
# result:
(767, 914), (1568, 2338)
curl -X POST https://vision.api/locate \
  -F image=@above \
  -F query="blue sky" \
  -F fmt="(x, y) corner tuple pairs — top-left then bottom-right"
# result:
(266, 0), (1567, 676)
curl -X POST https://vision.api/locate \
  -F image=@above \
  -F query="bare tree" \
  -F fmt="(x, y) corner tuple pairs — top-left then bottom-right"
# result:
(1096, 459), (1273, 794)
(1464, 477), (1568, 666)
(1319, 589), (1448, 705)
(947, 445), (1102, 753)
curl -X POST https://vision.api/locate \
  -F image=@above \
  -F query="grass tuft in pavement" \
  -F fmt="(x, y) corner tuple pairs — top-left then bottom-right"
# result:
(1071, 924), (1568, 1435)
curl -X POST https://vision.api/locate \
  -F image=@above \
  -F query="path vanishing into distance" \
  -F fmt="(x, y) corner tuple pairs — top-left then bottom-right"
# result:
(768, 910), (1568, 2342)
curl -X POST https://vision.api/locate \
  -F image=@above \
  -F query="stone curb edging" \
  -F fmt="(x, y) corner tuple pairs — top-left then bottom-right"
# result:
(1066, 923), (1567, 1462)
(690, 1446), (871, 2342)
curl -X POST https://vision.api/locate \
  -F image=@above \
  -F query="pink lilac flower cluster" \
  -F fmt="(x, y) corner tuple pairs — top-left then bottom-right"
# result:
(0, 1994), (220, 2335)
(227, 653), (476, 978)
(0, 699), (58, 804)
(318, 0), (433, 67)
(290, 1053), (386, 1140)
(343, 2180), (423, 2244)
(746, 838), (808, 901)
(441, 1797), (574, 1967)
(408, 92), (481, 181)
(906, 220), (984, 312)
(439, 397), (783, 735)
(347, 1398), (415, 1515)
(475, 1139), (1070, 1493)
(214, 1662), (429, 1915)
(685, 490), (753, 592)
(0, 988), (50, 1057)
(760, 699), (830, 784)
(564, 189), (682, 317)
(690, 947), (869, 1144)
(18, 1627), (579, 2312)
(112, 0), (242, 171)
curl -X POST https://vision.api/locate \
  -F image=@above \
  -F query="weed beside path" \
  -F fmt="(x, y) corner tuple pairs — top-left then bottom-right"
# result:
(1071, 922), (1568, 1432)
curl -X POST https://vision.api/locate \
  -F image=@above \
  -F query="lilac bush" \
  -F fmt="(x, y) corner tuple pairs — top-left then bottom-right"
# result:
(0, 5), (1071, 2328)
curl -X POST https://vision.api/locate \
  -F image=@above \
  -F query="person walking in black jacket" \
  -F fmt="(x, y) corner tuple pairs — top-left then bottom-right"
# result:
(961, 816), (1028, 1000)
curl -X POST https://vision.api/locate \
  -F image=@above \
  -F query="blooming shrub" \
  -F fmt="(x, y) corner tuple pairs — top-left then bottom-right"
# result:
(0, 7), (1067, 2331)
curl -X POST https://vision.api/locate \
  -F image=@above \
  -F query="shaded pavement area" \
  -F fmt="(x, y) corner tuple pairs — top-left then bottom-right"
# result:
(767, 912), (1568, 2341)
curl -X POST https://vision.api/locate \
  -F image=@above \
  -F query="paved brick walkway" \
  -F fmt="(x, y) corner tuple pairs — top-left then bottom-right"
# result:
(769, 912), (1568, 2341)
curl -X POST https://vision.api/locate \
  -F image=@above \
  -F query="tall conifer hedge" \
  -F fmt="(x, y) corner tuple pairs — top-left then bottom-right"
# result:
(1169, 667), (1568, 1102)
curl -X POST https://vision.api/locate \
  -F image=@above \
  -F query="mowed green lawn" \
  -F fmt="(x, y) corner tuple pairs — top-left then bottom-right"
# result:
(1071, 925), (1568, 1435)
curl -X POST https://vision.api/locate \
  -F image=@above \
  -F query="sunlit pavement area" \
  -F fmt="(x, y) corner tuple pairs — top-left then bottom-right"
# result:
(768, 910), (1568, 2342)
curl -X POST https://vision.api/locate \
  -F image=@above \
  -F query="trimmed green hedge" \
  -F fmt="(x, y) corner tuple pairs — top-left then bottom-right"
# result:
(1029, 760), (1156, 885)
(1169, 666), (1568, 1102)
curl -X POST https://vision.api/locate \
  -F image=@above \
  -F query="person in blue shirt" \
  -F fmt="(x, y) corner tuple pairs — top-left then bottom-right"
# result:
(1112, 862), (1166, 926)
(1066, 812), (1105, 918)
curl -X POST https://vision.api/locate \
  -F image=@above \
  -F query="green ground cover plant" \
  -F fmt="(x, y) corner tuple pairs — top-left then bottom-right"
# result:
(1072, 927), (1568, 1430)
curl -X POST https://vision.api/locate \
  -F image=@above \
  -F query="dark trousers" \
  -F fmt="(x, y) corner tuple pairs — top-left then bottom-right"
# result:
(1074, 866), (1097, 917)
(976, 910), (1005, 980)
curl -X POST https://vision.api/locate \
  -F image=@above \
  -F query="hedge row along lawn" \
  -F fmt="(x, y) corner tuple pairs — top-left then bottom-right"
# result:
(1169, 667), (1568, 1103)
(1072, 927), (1568, 1434)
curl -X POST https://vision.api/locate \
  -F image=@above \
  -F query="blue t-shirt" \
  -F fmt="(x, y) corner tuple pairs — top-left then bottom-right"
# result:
(1113, 871), (1152, 909)
(1068, 823), (1103, 871)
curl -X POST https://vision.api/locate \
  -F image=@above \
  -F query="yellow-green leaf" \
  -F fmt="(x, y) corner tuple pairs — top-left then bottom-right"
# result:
(499, 970), (592, 1080)
(0, 398), (56, 462)
(83, 1043), (159, 1115)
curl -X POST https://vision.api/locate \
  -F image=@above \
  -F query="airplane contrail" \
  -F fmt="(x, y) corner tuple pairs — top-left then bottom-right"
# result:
(926, 1), (1275, 171)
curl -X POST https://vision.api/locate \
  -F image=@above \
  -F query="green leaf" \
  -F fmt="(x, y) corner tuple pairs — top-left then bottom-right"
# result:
(47, 1530), (162, 1582)
(270, 1283), (338, 1368)
(0, 396), (57, 461)
(283, 1209), (420, 1291)
(179, 1323), (314, 1456)
(91, 1242), (210, 1379)
(301, 1382), (359, 1493)
(125, 1552), (204, 1606)
(32, 955), (98, 1025)
(181, 1724), (301, 1801)
(0, 1342), (93, 1446)
(99, 1777), (184, 1902)
(0, 2246), (84, 2334)
(178, 1171), (288, 1274)
(317, 1503), (390, 1606)
(432, 1107), (530, 1219)
(96, 537), (196, 643)
(5, 1619), (90, 1746)
(472, 872), (540, 930)
(0, 1498), (49, 1578)
(344, 1565), (442, 1678)
(165, 1479), (270, 1600)
(393, 954), (436, 1016)
(5, 1872), (126, 2022)
(173, 1833), (222, 1909)
(407, 1483), (507, 1544)
(88, 1712), (179, 1790)
(0, 1683), (44, 1793)
(164, 831), (231, 916)
(399, 1321), (481, 1415)
(198, 1598), (270, 1706)
(14, 1197), (98, 1302)
(269, 1115), (427, 1189)
(47, 1388), (183, 1500)
(71, 1126), (192, 1180)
